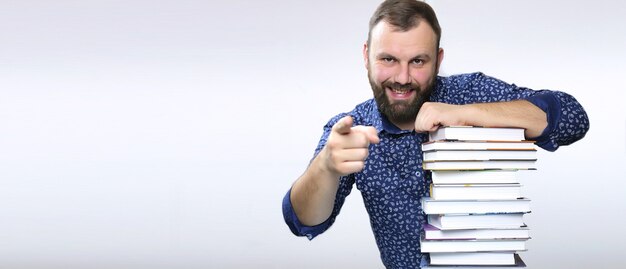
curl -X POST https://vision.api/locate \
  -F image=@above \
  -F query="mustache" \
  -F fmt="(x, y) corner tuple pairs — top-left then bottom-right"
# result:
(381, 81), (420, 91)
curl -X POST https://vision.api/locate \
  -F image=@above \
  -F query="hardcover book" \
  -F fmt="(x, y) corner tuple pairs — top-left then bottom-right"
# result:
(428, 126), (525, 142)
(428, 213), (525, 230)
(420, 254), (526, 268)
(420, 238), (527, 252)
(429, 184), (523, 200)
(423, 150), (536, 162)
(422, 140), (536, 151)
(421, 197), (531, 215)
(423, 224), (530, 240)
(430, 170), (519, 185)
(429, 251), (517, 265)
(423, 160), (536, 170)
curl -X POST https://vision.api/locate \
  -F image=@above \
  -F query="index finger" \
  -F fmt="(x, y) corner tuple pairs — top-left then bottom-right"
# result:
(332, 116), (353, 135)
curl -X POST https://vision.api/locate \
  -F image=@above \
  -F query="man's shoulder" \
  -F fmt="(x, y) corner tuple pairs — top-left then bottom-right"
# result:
(433, 72), (488, 101)
(350, 99), (380, 125)
(353, 98), (377, 113)
(437, 72), (485, 87)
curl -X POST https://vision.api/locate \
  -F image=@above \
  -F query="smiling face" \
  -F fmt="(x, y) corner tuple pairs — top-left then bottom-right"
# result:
(365, 19), (443, 129)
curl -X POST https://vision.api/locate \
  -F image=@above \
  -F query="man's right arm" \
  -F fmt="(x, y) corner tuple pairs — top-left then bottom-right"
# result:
(290, 116), (379, 226)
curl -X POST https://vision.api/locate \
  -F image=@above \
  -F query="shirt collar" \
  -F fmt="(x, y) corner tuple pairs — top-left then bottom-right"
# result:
(370, 106), (414, 135)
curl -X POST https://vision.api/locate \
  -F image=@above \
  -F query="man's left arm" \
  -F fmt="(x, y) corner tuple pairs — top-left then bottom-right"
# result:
(415, 100), (546, 138)
(417, 73), (590, 151)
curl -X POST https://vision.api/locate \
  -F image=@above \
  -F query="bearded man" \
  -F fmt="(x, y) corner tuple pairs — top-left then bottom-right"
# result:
(282, 0), (589, 268)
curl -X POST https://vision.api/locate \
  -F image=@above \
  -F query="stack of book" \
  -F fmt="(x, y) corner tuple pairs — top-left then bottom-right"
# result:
(419, 126), (536, 268)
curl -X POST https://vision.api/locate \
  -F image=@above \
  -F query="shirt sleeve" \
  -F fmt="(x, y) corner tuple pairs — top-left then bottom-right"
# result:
(523, 90), (589, 151)
(282, 188), (333, 240)
(445, 72), (589, 151)
(282, 113), (357, 240)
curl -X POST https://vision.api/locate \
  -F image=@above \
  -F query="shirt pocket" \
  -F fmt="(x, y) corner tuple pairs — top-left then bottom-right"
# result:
(355, 149), (429, 200)
(355, 163), (401, 197)
(355, 148), (404, 198)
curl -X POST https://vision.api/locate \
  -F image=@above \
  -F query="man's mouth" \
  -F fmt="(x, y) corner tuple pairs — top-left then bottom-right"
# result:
(387, 87), (415, 99)
(390, 87), (411, 94)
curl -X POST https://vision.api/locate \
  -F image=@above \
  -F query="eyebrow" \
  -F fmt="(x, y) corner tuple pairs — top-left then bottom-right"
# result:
(376, 53), (397, 60)
(376, 52), (432, 62)
(410, 54), (432, 62)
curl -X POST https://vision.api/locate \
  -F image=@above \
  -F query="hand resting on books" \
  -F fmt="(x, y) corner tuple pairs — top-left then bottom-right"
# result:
(414, 100), (547, 139)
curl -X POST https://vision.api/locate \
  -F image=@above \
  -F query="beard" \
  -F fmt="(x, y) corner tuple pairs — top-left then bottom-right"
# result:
(368, 71), (436, 126)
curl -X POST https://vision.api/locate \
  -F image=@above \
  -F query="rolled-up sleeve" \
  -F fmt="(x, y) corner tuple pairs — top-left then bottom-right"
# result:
(524, 90), (589, 151)
(282, 188), (333, 240)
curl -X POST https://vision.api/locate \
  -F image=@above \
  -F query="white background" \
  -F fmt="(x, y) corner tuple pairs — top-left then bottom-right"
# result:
(1, 0), (625, 268)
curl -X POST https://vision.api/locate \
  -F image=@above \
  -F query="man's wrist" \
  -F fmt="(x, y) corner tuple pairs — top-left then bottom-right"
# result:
(460, 103), (483, 127)
(311, 148), (342, 181)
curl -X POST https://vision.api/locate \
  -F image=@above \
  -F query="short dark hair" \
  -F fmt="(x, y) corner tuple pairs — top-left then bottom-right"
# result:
(367, 0), (441, 49)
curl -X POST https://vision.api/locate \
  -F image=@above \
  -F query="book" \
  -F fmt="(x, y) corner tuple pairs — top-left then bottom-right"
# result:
(431, 170), (519, 184)
(423, 224), (530, 240)
(422, 126), (536, 267)
(420, 238), (527, 253)
(428, 126), (525, 142)
(429, 252), (516, 265)
(422, 140), (536, 151)
(429, 184), (522, 200)
(420, 253), (526, 268)
(423, 150), (536, 162)
(423, 160), (536, 170)
(421, 197), (531, 215)
(428, 213), (525, 230)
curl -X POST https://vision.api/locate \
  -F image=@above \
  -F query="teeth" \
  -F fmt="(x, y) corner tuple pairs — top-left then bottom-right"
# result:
(392, 88), (409, 94)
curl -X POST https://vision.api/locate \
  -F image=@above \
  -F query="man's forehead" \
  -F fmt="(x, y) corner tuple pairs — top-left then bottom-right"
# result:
(370, 20), (438, 54)
(371, 19), (436, 39)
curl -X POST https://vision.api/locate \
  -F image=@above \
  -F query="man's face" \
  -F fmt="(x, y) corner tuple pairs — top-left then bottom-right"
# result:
(365, 20), (442, 126)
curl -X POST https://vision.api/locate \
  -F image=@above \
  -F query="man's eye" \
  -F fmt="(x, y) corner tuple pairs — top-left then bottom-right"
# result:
(382, 58), (395, 63)
(412, 59), (424, 65)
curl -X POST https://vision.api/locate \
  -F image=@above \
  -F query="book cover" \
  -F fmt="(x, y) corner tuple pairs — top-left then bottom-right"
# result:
(423, 224), (530, 240)
(423, 160), (536, 171)
(429, 184), (523, 200)
(428, 126), (525, 142)
(431, 170), (519, 184)
(420, 238), (528, 253)
(420, 254), (526, 268)
(423, 150), (536, 162)
(421, 197), (531, 215)
(422, 140), (536, 151)
(429, 251), (516, 265)
(428, 213), (525, 230)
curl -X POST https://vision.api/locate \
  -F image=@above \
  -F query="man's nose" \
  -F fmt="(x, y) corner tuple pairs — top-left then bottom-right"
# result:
(394, 64), (411, 84)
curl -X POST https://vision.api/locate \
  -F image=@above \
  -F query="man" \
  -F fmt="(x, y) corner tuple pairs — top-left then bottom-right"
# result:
(282, 0), (589, 268)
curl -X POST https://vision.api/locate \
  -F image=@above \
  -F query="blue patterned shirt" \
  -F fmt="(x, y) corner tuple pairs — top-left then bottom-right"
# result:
(282, 72), (589, 268)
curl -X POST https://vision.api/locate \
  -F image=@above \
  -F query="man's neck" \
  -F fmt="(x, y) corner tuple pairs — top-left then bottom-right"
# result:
(379, 112), (415, 133)
(392, 120), (415, 131)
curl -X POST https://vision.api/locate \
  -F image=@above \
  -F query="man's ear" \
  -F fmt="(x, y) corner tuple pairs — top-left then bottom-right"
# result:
(436, 47), (444, 73)
(363, 42), (369, 69)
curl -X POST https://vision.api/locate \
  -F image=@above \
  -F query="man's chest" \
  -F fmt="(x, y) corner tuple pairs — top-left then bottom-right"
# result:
(355, 133), (431, 199)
